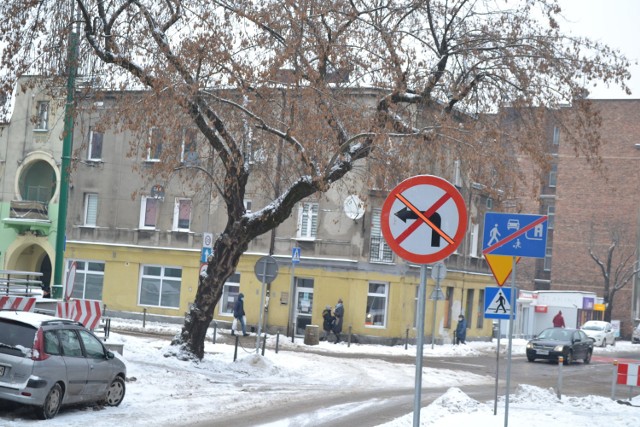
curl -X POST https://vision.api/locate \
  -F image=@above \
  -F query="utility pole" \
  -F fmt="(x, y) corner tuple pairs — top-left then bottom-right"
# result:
(53, 12), (79, 298)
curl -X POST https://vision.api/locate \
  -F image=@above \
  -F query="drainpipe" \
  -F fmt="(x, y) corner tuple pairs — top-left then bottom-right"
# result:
(52, 27), (79, 299)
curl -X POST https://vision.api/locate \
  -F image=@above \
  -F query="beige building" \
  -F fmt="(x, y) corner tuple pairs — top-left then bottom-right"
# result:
(1, 77), (498, 344)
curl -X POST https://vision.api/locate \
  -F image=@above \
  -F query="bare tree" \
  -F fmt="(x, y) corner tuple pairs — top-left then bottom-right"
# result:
(588, 224), (640, 322)
(0, 0), (631, 359)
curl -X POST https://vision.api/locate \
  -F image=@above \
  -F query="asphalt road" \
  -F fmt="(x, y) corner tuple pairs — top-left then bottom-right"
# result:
(187, 347), (640, 427)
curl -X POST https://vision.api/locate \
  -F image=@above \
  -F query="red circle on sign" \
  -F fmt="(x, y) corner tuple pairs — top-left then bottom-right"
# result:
(381, 175), (467, 264)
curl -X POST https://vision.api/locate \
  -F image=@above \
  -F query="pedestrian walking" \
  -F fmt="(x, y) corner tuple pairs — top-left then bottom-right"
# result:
(552, 310), (565, 328)
(332, 298), (344, 343)
(321, 305), (335, 341)
(232, 293), (249, 336)
(455, 314), (467, 344)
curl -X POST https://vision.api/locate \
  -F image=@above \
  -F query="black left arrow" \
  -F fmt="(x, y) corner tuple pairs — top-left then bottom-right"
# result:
(395, 207), (421, 222)
(395, 207), (442, 247)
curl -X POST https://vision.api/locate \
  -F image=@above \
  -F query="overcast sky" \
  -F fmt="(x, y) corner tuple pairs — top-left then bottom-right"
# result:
(558, 0), (640, 98)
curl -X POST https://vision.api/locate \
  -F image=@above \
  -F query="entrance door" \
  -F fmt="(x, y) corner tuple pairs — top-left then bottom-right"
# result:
(293, 278), (314, 336)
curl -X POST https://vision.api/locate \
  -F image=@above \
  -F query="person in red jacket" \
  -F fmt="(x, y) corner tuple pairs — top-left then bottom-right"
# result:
(552, 310), (565, 328)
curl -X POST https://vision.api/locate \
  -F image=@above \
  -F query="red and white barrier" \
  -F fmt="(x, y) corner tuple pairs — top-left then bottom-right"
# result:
(56, 299), (102, 330)
(617, 362), (640, 387)
(0, 296), (37, 312)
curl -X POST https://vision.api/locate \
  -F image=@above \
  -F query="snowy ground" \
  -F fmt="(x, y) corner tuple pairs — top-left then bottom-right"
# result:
(1, 318), (639, 426)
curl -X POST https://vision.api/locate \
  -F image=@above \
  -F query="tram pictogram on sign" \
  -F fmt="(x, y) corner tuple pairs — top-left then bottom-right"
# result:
(381, 175), (467, 264)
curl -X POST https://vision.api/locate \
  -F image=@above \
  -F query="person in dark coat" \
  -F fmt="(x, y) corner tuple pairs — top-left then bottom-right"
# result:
(321, 305), (335, 341)
(455, 314), (467, 344)
(332, 298), (344, 343)
(232, 293), (249, 336)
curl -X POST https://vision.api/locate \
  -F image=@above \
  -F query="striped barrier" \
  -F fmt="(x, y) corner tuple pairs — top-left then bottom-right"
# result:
(56, 299), (102, 330)
(0, 296), (37, 312)
(611, 361), (640, 401)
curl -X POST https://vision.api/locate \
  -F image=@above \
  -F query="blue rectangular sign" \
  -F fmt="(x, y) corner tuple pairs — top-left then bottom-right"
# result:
(201, 247), (213, 263)
(292, 247), (301, 264)
(482, 212), (547, 258)
(484, 286), (515, 320)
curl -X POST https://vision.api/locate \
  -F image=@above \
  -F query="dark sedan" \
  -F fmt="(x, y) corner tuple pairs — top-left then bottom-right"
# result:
(526, 327), (594, 365)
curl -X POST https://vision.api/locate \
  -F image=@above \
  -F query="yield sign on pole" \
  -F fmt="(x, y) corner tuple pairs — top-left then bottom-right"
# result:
(381, 175), (467, 264)
(484, 254), (520, 286)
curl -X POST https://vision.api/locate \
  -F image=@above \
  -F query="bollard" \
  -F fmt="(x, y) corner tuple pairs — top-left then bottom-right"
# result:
(143, 308), (147, 328)
(212, 321), (217, 344)
(557, 356), (563, 399)
(276, 331), (280, 354)
(233, 335), (239, 362)
(405, 328), (409, 350)
(261, 332), (267, 356)
(348, 325), (352, 348)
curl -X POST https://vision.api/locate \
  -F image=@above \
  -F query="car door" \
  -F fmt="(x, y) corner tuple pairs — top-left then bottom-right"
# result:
(78, 330), (113, 399)
(58, 329), (89, 402)
(573, 331), (589, 358)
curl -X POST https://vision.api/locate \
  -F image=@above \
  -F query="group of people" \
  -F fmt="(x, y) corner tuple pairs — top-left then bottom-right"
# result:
(321, 298), (344, 343)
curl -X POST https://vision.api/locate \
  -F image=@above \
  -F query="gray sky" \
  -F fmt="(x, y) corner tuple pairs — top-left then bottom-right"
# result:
(558, 0), (640, 98)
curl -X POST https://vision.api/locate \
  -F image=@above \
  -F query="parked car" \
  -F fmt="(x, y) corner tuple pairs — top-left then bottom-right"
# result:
(633, 324), (640, 344)
(526, 327), (594, 365)
(0, 310), (126, 419)
(580, 320), (615, 347)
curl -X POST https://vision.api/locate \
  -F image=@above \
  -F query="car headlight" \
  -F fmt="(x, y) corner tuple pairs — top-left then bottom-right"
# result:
(554, 345), (565, 352)
(526, 343), (533, 349)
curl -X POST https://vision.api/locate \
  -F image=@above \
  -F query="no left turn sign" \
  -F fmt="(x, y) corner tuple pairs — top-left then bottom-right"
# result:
(381, 175), (467, 264)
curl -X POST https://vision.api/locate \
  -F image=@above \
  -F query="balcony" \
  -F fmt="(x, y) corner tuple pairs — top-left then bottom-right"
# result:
(3, 200), (52, 234)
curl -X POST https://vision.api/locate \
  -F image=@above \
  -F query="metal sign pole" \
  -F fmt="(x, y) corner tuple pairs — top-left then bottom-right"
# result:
(494, 321), (501, 415)
(413, 264), (428, 427)
(256, 261), (267, 354)
(288, 261), (296, 338)
(431, 275), (440, 350)
(504, 256), (517, 427)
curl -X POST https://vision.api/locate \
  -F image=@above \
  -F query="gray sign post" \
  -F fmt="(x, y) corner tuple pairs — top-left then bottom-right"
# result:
(254, 256), (278, 354)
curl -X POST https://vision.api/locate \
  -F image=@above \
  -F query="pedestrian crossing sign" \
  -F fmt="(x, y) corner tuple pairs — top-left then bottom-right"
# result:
(484, 286), (515, 320)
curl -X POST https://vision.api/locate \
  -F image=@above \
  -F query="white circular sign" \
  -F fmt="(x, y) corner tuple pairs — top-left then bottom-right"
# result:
(343, 195), (365, 220)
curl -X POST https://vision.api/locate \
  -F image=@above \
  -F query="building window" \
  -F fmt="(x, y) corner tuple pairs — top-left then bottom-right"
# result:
(66, 260), (105, 300)
(370, 209), (393, 263)
(544, 246), (552, 271)
(365, 282), (388, 327)
(548, 164), (557, 187)
(147, 127), (163, 161)
(139, 265), (182, 308)
(84, 193), (98, 227)
(297, 202), (318, 239)
(553, 126), (560, 145)
(244, 199), (252, 214)
(476, 289), (484, 328)
(140, 196), (159, 229)
(444, 286), (454, 328)
(173, 198), (191, 231)
(35, 101), (49, 130)
(469, 223), (479, 258)
(88, 128), (103, 161)
(547, 205), (555, 229)
(181, 128), (198, 165)
(465, 289), (474, 328)
(219, 273), (241, 316)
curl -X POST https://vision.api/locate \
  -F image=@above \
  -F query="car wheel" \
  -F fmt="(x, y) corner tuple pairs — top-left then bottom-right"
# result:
(36, 383), (63, 420)
(611, 338), (615, 347)
(527, 355), (535, 362)
(103, 377), (126, 406)
(601, 339), (607, 348)
(584, 349), (592, 364)
(563, 350), (573, 365)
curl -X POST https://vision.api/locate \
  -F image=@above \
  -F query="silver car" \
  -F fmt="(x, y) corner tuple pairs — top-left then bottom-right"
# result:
(633, 323), (640, 344)
(0, 311), (126, 419)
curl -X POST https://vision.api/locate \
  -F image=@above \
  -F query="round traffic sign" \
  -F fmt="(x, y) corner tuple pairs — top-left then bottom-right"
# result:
(431, 261), (447, 281)
(381, 175), (467, 264)
(254, 256), (279, 283)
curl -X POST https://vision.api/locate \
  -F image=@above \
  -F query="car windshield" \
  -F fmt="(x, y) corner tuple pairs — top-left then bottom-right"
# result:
(538, 329), (570, 341)
(582, 323), (604, 331)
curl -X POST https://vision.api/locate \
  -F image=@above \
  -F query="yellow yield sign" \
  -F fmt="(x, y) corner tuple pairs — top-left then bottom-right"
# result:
(484, 254), (520, 286)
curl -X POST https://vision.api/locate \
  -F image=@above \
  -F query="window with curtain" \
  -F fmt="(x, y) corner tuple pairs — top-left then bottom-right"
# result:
(297, 202), (318, 239)
(181, 127), (198, 164)
(84, 193), (98, 226)
(370, 209), (393, 263)
(140, 196), (159, 229)
(35, 101), (49, 130)
(365, 282), (388, 327)
(173, 198), (191, 231)
(219, 273), (241, 315)
(147, 127), (163, 161)
(88, 128), (103, 160)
